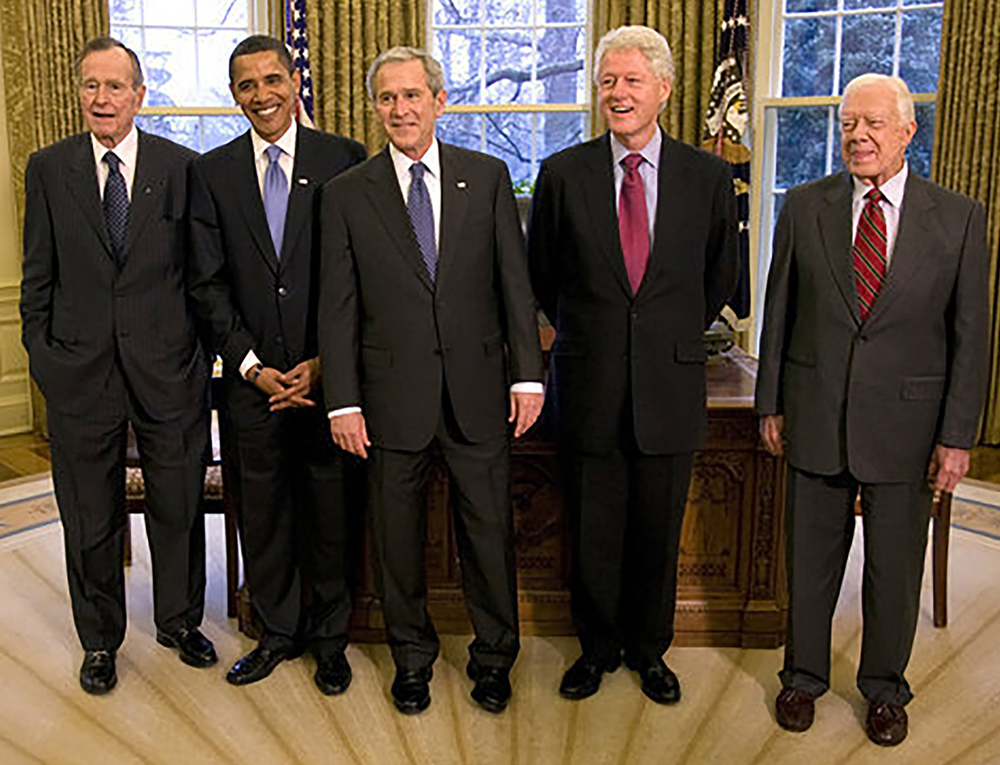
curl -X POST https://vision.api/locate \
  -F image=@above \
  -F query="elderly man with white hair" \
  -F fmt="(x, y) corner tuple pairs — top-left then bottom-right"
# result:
(756, 73), (989, 746)
(528, 25), (738, 705)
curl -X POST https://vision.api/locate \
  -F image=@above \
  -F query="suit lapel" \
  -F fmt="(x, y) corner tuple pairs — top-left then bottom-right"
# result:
(232, 133), (280, 274)
(436, 143), (469, 293)
(817, 174), (861, 325)
(279, 127), (316, 264)
(867, 174), (935, 322)
(121, 130), (162, 258)
(582, 134), (632, 299)
(364, 148), (434, 293)
(640, 131), (682, 298)
(65, 135), (114, 258)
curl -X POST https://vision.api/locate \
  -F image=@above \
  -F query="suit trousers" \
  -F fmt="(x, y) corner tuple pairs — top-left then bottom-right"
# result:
(781, 466), (933, 706)
(367, 395), (518, 672)
(47, 362), (209, 651)
(565, 445), (693, 664)
(222, 380), (358, 657)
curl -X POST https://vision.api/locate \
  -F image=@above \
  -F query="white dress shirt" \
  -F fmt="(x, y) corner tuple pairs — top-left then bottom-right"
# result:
(610, 129), (661, 245)
(91, 125), (139, 200)
(239, 123), (298, 379)
(851, 162), (907, 266)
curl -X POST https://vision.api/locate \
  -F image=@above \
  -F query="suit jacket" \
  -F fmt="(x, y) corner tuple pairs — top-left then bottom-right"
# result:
(755, 171), (989, 483)
(188, 126), (367, 383)
(20, 130), (208, 418)
(319, 143), (544, 451)
(527, 130), (739, 455)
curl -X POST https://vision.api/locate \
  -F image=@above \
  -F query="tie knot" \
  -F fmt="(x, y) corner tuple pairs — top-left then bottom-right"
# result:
(410, 162), (427, 181)
(104, 151), (121, 171)
(266, 145), (283, 164)
(865, 187), (884, 204)
(622, 153), (644, 173)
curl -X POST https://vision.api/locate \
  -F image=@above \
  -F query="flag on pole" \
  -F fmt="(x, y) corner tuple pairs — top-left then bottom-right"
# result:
(703, 0), (751, 319)
(286, 0), (316, 129)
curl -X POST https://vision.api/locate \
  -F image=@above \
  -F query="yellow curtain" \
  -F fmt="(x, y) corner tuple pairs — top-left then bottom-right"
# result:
(932, 0), (1000, 443)
(0, 0), (108, 433)
(303, 0), (424, 153)
(593, 0), (723, 146)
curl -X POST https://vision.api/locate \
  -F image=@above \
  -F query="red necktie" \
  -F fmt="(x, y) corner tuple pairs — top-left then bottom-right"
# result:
(618, 153), (649, 294)
(853, 187), (888, 321)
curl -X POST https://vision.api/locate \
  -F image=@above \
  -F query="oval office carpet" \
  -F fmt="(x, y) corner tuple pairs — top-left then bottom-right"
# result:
(0, 477), (999, 764)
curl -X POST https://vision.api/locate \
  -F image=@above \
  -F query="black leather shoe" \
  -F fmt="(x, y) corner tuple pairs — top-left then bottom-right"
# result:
(80, 650), (117, 695)
(467, 661), (512, 713)
(559, 653), (621, 700)
(866, 701), (908, 746)
(314, 652), (352, 696)
(226, 646), (291, 686)
(391, 666), (433, 714)
(775, 687), (815, 732)
(623, 654), (681, 705)
(156, 627), (218, 668)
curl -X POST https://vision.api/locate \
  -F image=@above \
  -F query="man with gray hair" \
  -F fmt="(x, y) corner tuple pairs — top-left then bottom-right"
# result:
(756, 73), (988, 745)
(319, 46), (544, 715)
(528, 25), (738, 704)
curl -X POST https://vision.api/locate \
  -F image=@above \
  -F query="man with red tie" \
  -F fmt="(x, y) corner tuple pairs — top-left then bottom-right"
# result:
(527, 25), (738, 705)
(756, 74), (989, 746)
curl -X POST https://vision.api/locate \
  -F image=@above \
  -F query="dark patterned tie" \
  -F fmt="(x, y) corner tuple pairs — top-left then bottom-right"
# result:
(618, 153), (649, 294)
(853, 188), (888, 321)
(408, 162), (437, 282)
(263, 145), (288, 259)
(103, 151), (129, 263)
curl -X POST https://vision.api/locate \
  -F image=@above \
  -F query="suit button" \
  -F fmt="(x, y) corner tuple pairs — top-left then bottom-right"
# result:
(276, 335), (284, 345)
(278, 286), (288, 297)
(119, 329), (130, 338)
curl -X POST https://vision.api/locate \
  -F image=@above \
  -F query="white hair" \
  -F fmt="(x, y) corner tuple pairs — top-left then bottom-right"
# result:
(840, 73), (916, 124)
(594, 25), (675, 85)
(367, 47), (445, 99)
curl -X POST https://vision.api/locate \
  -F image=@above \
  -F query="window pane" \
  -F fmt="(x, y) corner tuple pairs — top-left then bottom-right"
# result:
(144, 0), (196, 27)
(900, 8), (942, 93)
(537, 25), (586, 104)
(435, 30), (482, 105)
(140, 28), (198, 106)
(436, 112), (484, 154)
(839, 13), (895, 91)
(137, 113), (249, 152)
(774, 106), (831, 189)
(196, 0), (248, 27)
(537, 111), (585, 162)
(485, 30), (536, 105)
(196, 29), (245, 106)
(538, 0), (586, 24)
(909, 103), (935, 178)
(485, 112), (533, 187)
(782, 16), (836, 97)
(110, 0), (142, 25)
(485, 0), (532, 25)
(844, 0), (895, 9)
(434, 0), (481, 26)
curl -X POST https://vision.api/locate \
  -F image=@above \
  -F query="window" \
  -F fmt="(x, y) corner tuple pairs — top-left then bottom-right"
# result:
(751, 0), (944, 344)
(109, 0), (268, 152)
(429, 0), (591, 191)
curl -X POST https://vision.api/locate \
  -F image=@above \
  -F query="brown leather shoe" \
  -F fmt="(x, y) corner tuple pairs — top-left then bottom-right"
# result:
(866, 701), (908, 746)
(775, 687), (815, 732)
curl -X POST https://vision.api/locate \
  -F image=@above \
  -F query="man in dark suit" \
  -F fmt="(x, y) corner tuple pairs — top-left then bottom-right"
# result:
(319, 46), (544, 715)
(756, 73), (988, 746)
(188, 35), (366, 693)
(527, 25), (738, 705)
(20, 37), (216, 695)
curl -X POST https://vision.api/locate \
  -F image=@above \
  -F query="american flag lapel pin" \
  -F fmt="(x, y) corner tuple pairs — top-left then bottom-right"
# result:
(298, 177), (309, 185)
(457, 180), (467, 189)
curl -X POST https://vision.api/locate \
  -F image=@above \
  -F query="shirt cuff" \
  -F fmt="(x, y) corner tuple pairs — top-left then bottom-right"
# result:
(328, 406), (362, 419)
(239, 350), (262, 379)
(510, 382), (544, 395)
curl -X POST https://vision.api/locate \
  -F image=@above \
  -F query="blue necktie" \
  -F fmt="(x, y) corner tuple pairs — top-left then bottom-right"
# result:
(263, 145), (288, 259)
(103, 151), (129, 264)
(407, 162), (437, 282)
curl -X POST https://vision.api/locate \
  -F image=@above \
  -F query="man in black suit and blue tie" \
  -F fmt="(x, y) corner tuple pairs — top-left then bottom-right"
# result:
(20, 37), (216, 695)
(188, 35), (366, 694)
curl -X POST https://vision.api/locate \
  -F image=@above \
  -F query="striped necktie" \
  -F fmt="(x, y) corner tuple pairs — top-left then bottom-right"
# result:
(853, 187), (888, 321)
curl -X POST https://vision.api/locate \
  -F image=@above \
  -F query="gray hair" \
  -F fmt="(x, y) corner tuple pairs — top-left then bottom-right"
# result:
(840, 73), (916, 124)
(367, 47), (446, 99)
(594, 26), (675, 85)
(77, 36), (144, 89)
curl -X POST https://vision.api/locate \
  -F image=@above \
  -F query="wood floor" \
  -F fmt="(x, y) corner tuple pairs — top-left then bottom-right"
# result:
(1, 514), (999, 765)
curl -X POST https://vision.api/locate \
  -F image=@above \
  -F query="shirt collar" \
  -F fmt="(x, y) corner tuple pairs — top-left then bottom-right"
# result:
(389, 137), (441, 182)
(610, 128), (662, 172)
(852, 161), (908, 209)
(251, 119), (298, 163)
(91, 124), (139, 171)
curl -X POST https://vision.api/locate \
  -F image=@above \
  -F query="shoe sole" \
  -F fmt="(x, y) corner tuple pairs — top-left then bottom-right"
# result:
(393, 695), (431, 714)
(155, 634), (218, 669)
(80, 674), (117, 695)
(315, 672), (352, 696)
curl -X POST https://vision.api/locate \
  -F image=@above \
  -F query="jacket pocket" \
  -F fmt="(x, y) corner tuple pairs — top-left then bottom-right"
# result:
(675, 340), (707, 364)
(901, 376), (946, 400)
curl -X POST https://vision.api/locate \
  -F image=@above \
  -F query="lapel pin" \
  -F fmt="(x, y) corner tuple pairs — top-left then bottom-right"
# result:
(298, 177), (309, 185)
(457, 181), (467, 189)
(144, 186), (152, 195)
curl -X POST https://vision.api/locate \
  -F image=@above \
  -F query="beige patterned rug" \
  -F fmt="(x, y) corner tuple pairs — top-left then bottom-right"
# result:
(0, 474), (58, 543)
